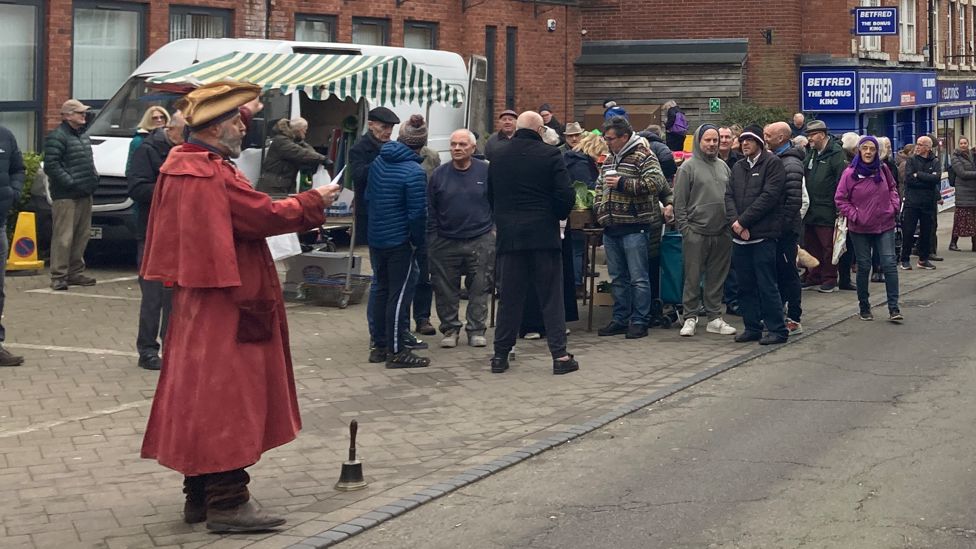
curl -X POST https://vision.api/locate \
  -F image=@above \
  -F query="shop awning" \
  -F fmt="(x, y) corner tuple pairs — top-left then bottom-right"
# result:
(148, 51), (464, 107)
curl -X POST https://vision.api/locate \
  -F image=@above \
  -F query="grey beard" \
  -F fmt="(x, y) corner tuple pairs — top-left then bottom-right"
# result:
(219, 134), (243, 158)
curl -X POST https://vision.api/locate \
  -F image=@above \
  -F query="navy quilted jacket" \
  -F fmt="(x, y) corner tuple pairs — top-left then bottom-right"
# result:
(366, 141), (428, 250)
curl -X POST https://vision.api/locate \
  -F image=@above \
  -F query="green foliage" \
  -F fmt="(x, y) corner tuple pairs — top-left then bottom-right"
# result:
(7, 151), (42, 238)
(720, 102), (794, 129)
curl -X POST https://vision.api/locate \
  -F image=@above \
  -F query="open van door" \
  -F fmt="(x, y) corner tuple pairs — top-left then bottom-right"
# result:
(465, 55), (490, 148)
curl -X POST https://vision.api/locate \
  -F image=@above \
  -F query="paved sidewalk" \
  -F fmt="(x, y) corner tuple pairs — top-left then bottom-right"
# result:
(0, 213), (972, 548)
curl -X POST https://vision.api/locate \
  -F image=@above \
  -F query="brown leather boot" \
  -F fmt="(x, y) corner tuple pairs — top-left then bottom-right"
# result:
(183, 500), (206, 524)
(205, 501), (286, 533)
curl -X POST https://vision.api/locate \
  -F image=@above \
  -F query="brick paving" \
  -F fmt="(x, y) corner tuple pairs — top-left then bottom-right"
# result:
(0, 213), (972, 548)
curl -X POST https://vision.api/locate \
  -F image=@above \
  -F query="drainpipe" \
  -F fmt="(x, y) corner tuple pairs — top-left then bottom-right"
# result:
(928, 0), (935, 67)
(265, 0), (272, 39)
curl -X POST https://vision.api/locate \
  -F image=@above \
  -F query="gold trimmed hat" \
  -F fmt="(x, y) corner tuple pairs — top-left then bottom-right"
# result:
(184, 81), (262, 132)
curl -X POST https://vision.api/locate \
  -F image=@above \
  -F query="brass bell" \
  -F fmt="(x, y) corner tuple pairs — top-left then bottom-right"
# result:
(335, 420), (367, 491)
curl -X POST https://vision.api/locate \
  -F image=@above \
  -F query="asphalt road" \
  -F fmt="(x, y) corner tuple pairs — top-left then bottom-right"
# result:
(337, 269), (976, 549)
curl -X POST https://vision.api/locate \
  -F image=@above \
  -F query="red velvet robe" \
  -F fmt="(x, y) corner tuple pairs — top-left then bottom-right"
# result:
(140, 143), (325, 476)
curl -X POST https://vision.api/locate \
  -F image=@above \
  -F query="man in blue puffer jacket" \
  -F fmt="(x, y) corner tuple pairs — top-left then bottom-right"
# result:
(367, 114), (430, 369)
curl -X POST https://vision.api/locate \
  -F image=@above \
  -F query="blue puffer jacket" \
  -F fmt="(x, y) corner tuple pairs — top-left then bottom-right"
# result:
(366, 141), (428, 250)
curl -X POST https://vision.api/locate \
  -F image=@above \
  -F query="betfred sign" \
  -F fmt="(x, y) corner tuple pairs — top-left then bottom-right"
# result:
(801, 71), (857, 112)
(854, 7), (899, 36)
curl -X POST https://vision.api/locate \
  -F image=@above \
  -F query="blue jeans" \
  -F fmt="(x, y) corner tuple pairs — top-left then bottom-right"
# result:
(732, 240), (787, 337)
(850, 230), (899, 312)
(603, 231), (652, 326)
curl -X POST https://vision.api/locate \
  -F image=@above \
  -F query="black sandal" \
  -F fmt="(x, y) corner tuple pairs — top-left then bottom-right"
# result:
(386, 350), (430, 369)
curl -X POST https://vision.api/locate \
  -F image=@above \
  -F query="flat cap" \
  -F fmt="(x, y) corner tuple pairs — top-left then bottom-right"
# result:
(804, 119), (828, 134)
(61, 99), (91, 114)
(184, 81), (261, 131)
(368, 107), (400, 125)
(498, 109), (518, 119)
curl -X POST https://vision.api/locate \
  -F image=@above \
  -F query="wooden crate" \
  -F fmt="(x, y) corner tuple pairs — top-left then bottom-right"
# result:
(568, 209), (596, 230)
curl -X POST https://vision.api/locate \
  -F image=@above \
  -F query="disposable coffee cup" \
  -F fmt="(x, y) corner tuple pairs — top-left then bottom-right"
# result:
(604, 169), (618, 177)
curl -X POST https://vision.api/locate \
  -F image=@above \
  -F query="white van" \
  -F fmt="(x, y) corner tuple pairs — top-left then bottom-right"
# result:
(83, 38), (489, 247)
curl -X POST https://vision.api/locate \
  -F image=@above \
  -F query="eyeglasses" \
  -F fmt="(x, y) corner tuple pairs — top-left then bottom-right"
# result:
(151, 115), (167, 121)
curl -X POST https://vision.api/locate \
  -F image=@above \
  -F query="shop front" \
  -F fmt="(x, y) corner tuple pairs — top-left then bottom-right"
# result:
(800, 68), (937, 150)
(936, 79), (976, 153)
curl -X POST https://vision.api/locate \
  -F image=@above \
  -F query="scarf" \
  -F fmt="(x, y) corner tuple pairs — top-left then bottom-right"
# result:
(850, 135), (881, 182)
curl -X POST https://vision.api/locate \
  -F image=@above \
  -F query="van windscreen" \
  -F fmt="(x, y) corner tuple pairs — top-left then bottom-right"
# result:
(86, 76), (182, 138)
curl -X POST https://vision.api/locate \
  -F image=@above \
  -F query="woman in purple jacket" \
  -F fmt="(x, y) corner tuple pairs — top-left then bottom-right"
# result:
(835, 135), (903, 322)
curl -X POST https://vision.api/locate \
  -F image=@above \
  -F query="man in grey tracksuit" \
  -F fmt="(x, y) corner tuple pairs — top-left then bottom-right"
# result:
(672, 124), (737, 337)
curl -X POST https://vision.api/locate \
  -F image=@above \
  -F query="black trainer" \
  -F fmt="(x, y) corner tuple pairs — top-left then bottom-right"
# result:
(138, 356), (162, 370)
(888, 309), (904, 323)
(597, 321), (628, 336)
(490, 356), (509, 374)
(625, 324), (648, 339)
(859, 308), (874, 321)
(402, 331), (429, 350)
(0, 346), (24, 367)
(759, 334), (788, 345)
(734, 331), (762, 343)
(368, 348), (388, 363)
(552, 354), (579, 375)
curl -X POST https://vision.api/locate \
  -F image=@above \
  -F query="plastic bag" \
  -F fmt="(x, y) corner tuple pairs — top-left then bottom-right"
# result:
(831, 216), (848, 265)
(266, 233), (302, 261)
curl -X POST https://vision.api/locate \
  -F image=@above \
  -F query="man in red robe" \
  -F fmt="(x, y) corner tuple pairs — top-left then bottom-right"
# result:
(139, 81), (341, 532)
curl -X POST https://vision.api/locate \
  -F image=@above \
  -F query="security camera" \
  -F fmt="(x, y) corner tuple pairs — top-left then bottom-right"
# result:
(547, 19), (556, 32)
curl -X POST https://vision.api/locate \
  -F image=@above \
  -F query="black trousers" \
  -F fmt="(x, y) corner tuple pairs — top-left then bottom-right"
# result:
(901, 206), (935, 262)
(494, 250), (567, 359)
(776, 232), (802, 322)
(136, 239), (172, 359)
(370, 243), (414, 354)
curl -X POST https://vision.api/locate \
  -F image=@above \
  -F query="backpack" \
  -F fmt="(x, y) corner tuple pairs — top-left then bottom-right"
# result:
(671, 111), (688, 134)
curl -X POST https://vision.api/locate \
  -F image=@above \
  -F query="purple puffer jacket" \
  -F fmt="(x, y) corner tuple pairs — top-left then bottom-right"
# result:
(834, 164), (900, 234)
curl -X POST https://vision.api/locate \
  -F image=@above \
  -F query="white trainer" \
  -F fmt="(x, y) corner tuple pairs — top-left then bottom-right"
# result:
(524, 332), (542, 340)
(440, 333), (460, 348)
(679, 317), (697, 337)
(468, 335), (487, 347)
(706, 318), (737, 335)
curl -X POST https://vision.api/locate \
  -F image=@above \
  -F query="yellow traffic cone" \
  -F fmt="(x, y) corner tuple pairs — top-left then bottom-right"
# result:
(6, 211), (45, 273)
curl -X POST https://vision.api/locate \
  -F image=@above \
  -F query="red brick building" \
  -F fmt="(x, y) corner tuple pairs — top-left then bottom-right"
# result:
(0, 0), (581, 151)
(3, 0), (976, 151)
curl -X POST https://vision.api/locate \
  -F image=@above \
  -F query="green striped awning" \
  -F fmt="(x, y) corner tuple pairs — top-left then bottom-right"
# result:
(148, 51), (464, 107)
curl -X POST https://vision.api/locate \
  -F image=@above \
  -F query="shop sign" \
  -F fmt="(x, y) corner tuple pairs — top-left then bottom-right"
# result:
(801, 71), (857, 112)
(937, 80), (976, 102)
(937, 104), (975, 119)
(859, 71), (937, 110)
(853, 7), (899, 36)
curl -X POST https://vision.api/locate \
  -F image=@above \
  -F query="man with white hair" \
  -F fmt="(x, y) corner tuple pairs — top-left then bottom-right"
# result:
(488, 111), (578, 375)
(900, 135), (941, 270)
(790, 112), (806, 137)
(428, 129), (494, 348)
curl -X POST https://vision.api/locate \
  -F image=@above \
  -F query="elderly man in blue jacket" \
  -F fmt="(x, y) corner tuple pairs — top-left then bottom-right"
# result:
(367, 114), (430, 369)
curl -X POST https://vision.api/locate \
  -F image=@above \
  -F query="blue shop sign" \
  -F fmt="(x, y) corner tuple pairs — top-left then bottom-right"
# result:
(859, 71), (937, 110)
(938, 104), (974, 119)
(853, 7), (899, 36)
(801, 71), (857, 112)
(937, 80), (976, 102)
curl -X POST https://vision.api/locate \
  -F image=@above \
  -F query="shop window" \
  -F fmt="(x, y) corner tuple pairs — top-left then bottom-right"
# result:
(860, 0), (881, 52)
(73, 1), (145, 107)
(900, 0), (916, 54)
(0, 0), (42, 150)
(404, 22), (437, 50)
(295, 14), (336, 42)
(933, 0), (941, 63)
(170, 6), (232, 41)
(352, 18), (389, 46)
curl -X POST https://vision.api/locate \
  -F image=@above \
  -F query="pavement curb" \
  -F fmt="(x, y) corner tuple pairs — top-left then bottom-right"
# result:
(288, 263), (976, 549)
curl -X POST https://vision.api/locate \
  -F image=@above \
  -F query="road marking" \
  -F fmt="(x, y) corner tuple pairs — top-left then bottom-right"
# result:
(25, 289), (140, 301)
(4, 342), (140, 357)
(0, 400), (150, 438)
(97, 275), (140, 284)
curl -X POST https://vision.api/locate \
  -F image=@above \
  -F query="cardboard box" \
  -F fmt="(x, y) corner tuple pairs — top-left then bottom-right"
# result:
(282, 251), (361, 295)
(592, 291), (614, 307)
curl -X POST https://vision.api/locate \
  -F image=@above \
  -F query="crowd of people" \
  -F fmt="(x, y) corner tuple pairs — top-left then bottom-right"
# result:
(347, 101), (974, 371)
(0, 81), (972, 532)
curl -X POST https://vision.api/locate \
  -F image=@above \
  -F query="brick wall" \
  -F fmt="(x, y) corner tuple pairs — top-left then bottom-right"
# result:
(40, 0), (582, 132)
